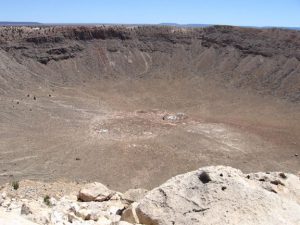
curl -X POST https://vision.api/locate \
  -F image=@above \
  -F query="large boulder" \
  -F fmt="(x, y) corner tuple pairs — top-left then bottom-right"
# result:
(122, 166), (300, 225)
(78, 182), (116, 202)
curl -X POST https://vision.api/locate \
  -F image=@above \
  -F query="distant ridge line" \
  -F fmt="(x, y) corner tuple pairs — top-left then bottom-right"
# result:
(0, 21), (41, 26)
(0, 21), (299, 30)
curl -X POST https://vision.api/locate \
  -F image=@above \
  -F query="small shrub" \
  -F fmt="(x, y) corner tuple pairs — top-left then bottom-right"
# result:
(198, 171), (211, 184)
(279, 172), (287, 179)
(11, 181), (19, 190)
(270, 180), (285, 186)
(44, 195), (51, 206)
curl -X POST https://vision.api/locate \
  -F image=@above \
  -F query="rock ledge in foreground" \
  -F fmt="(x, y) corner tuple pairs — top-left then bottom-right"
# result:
(122, 166), (300, 225)
(0, 166), (299, 225)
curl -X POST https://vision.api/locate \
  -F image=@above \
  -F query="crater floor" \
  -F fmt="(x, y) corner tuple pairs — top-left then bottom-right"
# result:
(0, 78), (299, 191)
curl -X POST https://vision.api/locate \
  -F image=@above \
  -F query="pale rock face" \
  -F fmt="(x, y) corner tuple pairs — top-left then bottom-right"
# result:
(0, 208), (39, 225)
(247, 171), (300, 204)
(69, 202), (81, 214)
(68, 211), (81, 223)
(49, 197), (58, 206)
(50, 210), (66, 224)
(78, 182), (116, 202)
(1, 198), (11, 208)
(77, 208), (92, 220)
(21, 203), (32, 215)
(122, 166), (300, 225)
(1, 192), (7, 199)
(94, 216), (111, 225)
(27, 211), (50, 225)
(22, 201), (51, 224)
(121, 202), (140, 224)
(123, 189), (148, 203)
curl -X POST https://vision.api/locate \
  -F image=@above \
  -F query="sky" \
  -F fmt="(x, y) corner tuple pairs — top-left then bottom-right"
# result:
(0, 0), (299, 27)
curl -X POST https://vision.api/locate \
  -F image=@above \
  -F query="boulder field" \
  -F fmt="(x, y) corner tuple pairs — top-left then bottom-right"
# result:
(0, 166), (299, 225)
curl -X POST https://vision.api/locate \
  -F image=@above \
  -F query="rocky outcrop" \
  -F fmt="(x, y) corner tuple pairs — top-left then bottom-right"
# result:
(201, 26), (300, 60)
(0, 183), (132, 225)
(122, 166), (300, 225)
(17, 43), (84, 64)
(0, 166), (299, 225)
(0, 26), (300, 101)
(1, 26), (300, 59)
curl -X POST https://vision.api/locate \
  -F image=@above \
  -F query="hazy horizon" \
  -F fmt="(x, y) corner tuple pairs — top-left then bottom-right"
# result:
(0, 22), (299, 30)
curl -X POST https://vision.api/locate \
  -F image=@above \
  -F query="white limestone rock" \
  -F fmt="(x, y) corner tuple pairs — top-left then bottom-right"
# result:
(122, 166), (300, 225)
(78, 183), (115, 202)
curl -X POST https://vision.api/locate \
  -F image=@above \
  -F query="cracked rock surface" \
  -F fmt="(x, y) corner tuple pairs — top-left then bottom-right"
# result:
(122, 166), (300, 225)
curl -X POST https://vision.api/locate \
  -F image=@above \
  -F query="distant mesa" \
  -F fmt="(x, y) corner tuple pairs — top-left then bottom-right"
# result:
(160, 23), (212, 28)
(0, 21), (42, 26)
